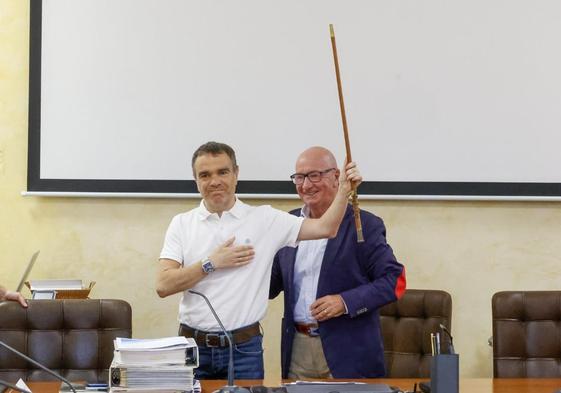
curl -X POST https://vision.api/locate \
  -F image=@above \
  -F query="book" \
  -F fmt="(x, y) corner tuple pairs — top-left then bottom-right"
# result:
(110, 365), (194, 387)
(109, 364), (199, 393)
(113, 337), (198, 367)
(114, 337), (190, 350)
(113, 349), (189, 366)
(109, 337), (199, 393)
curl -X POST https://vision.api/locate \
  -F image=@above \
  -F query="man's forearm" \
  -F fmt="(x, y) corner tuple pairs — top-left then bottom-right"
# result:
(317, 187), (350, 236)
(156, 260), (206, 298)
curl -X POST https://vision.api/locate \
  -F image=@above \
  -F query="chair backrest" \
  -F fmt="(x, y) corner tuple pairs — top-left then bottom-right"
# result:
(0, 299), (132, 383)
(492, 291), (561, 378)
(379, 289), (452, 377)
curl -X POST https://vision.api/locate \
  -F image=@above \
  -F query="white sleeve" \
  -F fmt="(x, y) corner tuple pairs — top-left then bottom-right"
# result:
(159, 215), (184, 265)
(269, 208), (304, 249)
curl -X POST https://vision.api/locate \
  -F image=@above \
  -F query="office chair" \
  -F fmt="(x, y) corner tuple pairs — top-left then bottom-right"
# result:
(0, 299), (131, 382)
(492, 291), (561, 377)
(380, 289), (452, 377)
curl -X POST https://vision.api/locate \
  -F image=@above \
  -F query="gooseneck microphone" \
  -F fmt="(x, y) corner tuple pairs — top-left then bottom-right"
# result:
(439, 323), (455, 354)
(0, 340), (77, 393)
(188, 290), (250, 393)
(0, 379), (32, 393)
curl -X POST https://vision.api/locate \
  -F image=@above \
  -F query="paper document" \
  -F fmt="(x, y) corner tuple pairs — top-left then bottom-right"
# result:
(16, 378), (32, 393)
(114, 337), (189, 351)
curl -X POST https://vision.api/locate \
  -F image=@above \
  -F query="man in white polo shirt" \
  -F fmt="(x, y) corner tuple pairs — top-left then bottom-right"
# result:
(156, 141), (361, 380)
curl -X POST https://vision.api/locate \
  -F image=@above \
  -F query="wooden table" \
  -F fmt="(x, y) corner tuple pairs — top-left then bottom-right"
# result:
(22, 378), (561, 393)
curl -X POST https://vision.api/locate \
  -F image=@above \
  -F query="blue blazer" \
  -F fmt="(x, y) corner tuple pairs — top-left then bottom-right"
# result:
(270, 205), (406, 378)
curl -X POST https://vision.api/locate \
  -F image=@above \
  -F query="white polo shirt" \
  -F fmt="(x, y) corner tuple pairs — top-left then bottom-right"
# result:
(160, 198), (304, 331)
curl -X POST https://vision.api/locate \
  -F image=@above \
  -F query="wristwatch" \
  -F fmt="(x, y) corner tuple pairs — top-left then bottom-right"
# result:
(201, 257), (215, 274)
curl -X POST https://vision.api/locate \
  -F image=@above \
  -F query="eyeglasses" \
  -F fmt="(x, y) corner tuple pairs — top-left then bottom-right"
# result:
(290, 168), (336, 185)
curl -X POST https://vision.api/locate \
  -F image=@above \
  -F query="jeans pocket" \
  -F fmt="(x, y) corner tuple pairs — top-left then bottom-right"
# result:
(234, 336), (264, 355)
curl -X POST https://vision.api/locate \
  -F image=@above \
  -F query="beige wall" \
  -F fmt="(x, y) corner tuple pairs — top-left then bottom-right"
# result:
(2, 0), (560, 380)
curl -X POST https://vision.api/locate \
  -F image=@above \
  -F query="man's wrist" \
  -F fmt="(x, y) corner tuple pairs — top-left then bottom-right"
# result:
(337, 185), (352, 198)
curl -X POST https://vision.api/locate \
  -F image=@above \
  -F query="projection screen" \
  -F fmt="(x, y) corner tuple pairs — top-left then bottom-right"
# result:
(27, 0), (561, 199)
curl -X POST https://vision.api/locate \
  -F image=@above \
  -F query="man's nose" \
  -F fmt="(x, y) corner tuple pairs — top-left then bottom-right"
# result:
(209, 174), (221, 185)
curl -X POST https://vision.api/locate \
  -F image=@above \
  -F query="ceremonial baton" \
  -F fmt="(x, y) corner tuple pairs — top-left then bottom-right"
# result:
(329, 24), (364, 243)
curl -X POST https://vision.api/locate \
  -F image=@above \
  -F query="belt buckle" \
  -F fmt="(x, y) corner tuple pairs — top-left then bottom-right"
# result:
(308, 326), (320, 337)
(205, 333), (220, 347)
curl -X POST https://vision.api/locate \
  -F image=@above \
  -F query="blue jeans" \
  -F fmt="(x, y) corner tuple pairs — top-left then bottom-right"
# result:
(195, 334), (264, 380)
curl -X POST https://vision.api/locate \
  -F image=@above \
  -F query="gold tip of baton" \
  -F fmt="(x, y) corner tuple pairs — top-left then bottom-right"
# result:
(329, 24), (335, 37)
(357, 228), (364, 243)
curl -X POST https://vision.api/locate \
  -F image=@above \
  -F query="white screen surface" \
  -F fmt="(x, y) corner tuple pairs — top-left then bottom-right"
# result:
(29, 0), (561, 198)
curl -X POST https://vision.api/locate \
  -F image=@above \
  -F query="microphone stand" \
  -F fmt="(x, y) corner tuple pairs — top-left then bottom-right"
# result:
(0, 379), (32, 393)
(439, 323), (455, 354)
(0, 340), (77, 393)
(188, 290), (250, 393)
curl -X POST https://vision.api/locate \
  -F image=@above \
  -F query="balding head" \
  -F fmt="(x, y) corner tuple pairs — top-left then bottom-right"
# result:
(295, 146), (338, 172)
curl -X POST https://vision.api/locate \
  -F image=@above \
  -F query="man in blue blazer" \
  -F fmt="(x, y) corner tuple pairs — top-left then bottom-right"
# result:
(270, 146), (406, 378)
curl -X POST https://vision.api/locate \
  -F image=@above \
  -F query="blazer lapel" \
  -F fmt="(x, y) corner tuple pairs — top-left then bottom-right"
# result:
(285, 208), (301, 309)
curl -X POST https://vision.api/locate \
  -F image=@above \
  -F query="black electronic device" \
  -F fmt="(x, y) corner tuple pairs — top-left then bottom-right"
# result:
(284, 382), (396, 393)
(248, 387), (288, 393)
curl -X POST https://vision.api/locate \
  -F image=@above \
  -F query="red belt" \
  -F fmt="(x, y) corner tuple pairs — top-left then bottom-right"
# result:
(295, 323), (320, 337)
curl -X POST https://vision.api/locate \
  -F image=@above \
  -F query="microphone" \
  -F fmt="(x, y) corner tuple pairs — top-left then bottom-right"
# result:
(0, 340), (77, 393)
(0, 379), (32, 393)
(439, 323), (455, 354)
(188, 290), (250, 393)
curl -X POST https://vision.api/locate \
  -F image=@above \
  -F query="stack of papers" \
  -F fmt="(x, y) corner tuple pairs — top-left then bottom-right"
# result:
(113, 337), (197, 366)
(110, 337), (199, 393)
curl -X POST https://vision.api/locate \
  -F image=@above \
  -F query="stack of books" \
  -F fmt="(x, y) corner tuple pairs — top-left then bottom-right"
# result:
(109, 337), (199, 393)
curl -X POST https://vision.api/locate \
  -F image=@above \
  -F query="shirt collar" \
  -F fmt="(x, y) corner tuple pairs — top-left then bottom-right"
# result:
(300, 205), (311, 218)
(197, 197), (246, 220)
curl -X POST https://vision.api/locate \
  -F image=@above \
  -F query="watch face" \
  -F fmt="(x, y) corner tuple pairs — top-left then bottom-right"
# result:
(202, 259), (215, 273)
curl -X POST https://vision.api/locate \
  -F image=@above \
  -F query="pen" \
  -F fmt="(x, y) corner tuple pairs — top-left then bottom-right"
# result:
(435, 332), (441, 355)
(430, 333), (436, 356)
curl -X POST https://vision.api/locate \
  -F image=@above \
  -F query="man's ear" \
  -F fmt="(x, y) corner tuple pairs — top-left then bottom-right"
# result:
(233, 166), (239, 187)
(334, 169), (341, 187)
